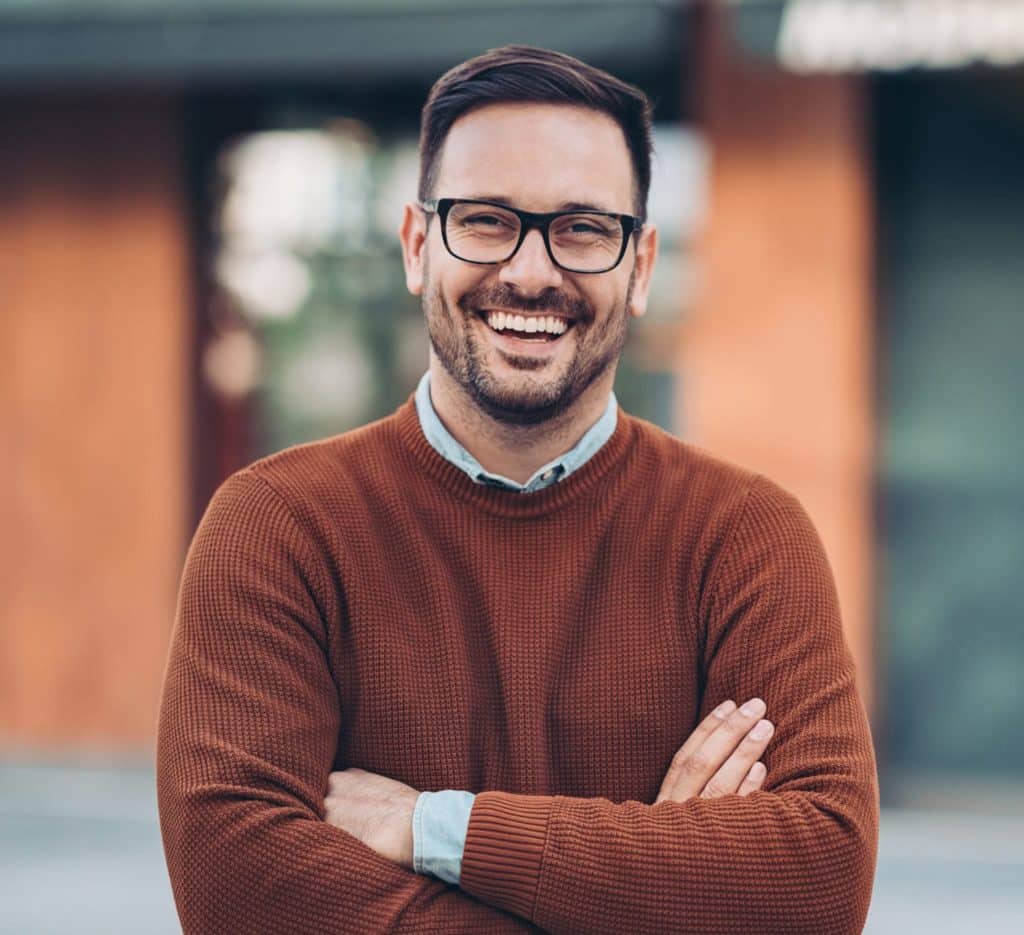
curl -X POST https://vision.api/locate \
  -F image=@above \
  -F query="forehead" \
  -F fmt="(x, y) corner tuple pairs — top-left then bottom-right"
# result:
(434, 102), (635, 214)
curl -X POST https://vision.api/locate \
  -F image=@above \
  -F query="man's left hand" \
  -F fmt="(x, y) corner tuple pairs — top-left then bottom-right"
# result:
(323, 767), (420, 870)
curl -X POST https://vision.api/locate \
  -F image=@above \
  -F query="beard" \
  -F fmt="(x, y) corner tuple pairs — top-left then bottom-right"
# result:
(422, 257), (636, 427)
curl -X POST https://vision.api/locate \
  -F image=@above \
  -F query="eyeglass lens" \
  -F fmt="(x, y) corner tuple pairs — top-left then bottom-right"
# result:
(446, 202), (623, 272)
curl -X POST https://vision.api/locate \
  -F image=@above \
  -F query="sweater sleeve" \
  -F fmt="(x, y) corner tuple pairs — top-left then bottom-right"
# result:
(155, 469), (536, 934)
(457, 476), (880, 935)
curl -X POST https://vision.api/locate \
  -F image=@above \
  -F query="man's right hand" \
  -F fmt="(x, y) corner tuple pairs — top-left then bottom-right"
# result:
(654, 698), (774, 804)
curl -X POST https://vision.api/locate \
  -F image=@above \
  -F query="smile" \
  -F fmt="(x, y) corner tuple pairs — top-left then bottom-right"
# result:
(477, 309), (576, 343)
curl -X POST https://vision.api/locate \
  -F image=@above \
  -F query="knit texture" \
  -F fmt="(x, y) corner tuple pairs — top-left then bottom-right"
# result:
(156, 393), (879, 934)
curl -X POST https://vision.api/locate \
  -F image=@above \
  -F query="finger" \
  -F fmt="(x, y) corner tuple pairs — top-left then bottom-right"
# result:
(654, 700), (737, 804)
(736, 761), (767, 797)
(698, 720), (774, 799)
(661, 697), (768, 802)
(675, 700), (738, 764)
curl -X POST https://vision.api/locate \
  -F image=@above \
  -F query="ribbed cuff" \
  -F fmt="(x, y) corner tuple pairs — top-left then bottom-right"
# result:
(458, 791), (556, 920)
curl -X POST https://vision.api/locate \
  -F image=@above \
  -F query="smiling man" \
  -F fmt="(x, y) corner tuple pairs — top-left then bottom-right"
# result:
(157, 46), (879, 934)
(405, 98), (652, 490)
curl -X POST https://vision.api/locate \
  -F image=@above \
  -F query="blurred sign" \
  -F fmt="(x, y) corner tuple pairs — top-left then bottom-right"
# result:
(731, 0), (1024, 72)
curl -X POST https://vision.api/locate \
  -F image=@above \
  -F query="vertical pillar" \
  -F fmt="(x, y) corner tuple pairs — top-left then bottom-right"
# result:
(682, 5), (875, 713)
(0, 93), (190, 752)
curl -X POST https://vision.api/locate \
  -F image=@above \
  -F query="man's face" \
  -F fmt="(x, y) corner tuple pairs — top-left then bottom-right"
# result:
(400, 102), (657, 426)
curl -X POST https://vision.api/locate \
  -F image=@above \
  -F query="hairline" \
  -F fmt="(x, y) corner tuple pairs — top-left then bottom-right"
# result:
(424, 101), (641, 219)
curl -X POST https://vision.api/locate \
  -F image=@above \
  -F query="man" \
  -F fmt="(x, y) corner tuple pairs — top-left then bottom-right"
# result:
(156, 45), (879, 934)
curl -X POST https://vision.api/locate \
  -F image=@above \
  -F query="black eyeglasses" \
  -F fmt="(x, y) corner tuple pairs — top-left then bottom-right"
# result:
(419, 197), (643, 274)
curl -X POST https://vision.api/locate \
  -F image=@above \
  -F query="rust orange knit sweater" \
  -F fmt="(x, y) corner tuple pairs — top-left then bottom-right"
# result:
(156, 393), (879, 934)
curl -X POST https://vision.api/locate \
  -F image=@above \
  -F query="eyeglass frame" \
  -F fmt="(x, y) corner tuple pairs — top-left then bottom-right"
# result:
(418, 197), (644, 274)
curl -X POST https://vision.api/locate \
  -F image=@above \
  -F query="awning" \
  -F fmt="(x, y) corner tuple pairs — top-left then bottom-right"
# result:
(0, 0), (689, 87)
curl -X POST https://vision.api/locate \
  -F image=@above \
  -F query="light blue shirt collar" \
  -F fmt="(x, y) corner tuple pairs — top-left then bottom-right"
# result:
(414, 370), (617, 493)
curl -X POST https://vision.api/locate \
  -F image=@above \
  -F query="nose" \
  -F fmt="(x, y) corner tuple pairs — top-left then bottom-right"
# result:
(497, 227), (563, 297)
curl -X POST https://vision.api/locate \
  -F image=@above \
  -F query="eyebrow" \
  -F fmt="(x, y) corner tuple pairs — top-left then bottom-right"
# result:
(464, 194), (617, 214)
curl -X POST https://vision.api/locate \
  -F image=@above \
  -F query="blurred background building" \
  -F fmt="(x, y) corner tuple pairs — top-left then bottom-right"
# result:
(2, 1), (1023, 931)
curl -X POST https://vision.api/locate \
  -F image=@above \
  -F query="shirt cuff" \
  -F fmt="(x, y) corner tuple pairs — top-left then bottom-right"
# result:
(412, 789), (476, 885)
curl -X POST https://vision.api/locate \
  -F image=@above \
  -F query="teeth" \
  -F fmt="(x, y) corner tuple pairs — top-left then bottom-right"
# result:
(485, 311), (569, 336)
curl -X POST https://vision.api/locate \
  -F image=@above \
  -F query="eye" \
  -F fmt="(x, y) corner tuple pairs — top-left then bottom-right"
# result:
(568, 221), (608, 235)
(552, 214), (619, 240)
(466, 213), (511, 227)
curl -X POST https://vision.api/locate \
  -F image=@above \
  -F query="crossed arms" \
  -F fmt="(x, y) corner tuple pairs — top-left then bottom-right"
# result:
(156, 470), (879, 934)
(319, 693), (777, 879)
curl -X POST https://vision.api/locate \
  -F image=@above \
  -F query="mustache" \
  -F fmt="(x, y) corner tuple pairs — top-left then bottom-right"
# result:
(458, 285), (590, 321)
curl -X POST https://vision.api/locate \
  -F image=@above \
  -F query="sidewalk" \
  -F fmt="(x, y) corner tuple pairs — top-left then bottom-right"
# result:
(0, 761), (178, 934)
(1, 762), (1021, 934)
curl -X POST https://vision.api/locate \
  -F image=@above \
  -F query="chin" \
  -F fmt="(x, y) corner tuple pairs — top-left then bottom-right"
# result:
(469, 375), (576, 425)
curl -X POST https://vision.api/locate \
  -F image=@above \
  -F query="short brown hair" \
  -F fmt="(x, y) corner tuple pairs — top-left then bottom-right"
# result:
(418, 45), (655, 221)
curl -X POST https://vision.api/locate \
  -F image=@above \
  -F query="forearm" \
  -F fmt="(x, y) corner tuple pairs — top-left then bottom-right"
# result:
(157, 771), (536, 934)
(459, 778), (877, 935)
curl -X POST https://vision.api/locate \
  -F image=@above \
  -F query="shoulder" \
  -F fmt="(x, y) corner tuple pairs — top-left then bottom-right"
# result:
(619, 410), (820, 550)
(209, 407), (405, 528)
(621, 410), (763, 512)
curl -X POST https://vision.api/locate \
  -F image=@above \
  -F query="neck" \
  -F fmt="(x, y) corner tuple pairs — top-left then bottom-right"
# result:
(427, 358), (615, 485)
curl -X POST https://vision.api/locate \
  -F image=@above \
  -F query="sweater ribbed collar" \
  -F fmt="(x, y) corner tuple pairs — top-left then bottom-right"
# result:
(392, 392), (638, 518)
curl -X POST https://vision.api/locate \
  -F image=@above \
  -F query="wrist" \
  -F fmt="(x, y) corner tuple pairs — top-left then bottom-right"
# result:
(411, 789), (476, 884)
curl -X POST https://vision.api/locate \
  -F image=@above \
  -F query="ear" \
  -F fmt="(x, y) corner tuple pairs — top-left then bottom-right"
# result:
(627, 223), (658, 320)
(399, 202), (428, 296)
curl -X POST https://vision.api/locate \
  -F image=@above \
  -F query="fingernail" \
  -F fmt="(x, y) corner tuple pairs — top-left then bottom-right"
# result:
(749, 719), (773, 740)
(740, 697), (766, 717)
(713, 700), (736, 718)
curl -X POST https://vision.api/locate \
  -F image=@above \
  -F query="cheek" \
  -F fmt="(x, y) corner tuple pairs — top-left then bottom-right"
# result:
(426, 253), (481, 308)
(582, 285), (621, 325)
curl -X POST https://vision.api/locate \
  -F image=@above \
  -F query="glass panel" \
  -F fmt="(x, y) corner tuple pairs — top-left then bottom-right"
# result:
(876, 72), (1024, 808)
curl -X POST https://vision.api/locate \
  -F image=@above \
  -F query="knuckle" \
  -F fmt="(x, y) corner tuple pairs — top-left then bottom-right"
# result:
(700, 781), (726, 799)
(678, 753), (710, 777)
(724, 713), (751, 735)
